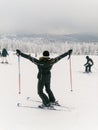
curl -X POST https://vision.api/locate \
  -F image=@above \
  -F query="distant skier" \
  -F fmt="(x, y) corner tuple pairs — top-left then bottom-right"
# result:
(16, 49), (73, 108)
(0, 51), (1, 57)
(1, 48), (9, 64)
(84, 56), (94, 73)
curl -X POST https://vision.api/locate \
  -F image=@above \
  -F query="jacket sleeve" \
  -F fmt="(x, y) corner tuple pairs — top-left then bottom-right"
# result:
(91, 59), (94, 65)
(20, 52), (41, 65)
(52, 51), (68, 64)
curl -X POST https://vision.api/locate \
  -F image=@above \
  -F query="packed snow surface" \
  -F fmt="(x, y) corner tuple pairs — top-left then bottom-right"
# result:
(0, 52), (98, 130)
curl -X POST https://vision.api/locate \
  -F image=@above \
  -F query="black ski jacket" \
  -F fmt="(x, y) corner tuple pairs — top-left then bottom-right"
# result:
(2, 48), (8, 57)
(20, 51), (69, 80)
(84, 58), (94, 66)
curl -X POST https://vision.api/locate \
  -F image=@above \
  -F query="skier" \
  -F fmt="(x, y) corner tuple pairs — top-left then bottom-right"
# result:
(0, 51), (1, 57)
(84, 56), (94, 73)
(1, 48), (9, 64)
(16, 49), (73, 108)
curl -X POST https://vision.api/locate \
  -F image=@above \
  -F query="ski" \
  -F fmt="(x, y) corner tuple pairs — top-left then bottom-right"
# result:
(17, 103), (63, 111)
(26, 97), (72, 111)
(0, 62), (9, 64)
(27, 97), (41, 103)
(27, 97), (63, 107)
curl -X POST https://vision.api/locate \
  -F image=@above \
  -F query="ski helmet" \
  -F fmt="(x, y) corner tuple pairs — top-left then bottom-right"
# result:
(86, 56), (89, 59)
(43, 50), (50, 56)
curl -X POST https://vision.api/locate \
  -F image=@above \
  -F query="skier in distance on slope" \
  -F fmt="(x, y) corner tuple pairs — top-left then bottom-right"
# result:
(1, 48), (9, 64)
(84, 56), (94, 73)
(16, 49), (72, 108)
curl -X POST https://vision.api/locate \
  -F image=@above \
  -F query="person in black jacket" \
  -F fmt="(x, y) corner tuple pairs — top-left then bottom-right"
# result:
(84, 56), (94, 73)
(16, 49), (72, 108)
(1, 48), (9, 63)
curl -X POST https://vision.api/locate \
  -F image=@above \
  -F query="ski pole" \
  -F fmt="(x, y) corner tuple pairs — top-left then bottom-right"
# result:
(18, 55), (21, 94)
(69, 57), (73, 91)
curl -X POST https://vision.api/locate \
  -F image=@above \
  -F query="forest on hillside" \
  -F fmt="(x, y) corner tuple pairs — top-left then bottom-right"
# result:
(0, 36), (98, 55)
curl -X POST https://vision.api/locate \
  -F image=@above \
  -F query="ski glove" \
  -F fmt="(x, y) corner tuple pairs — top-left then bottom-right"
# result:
(68, 49), (73, 59)
(16, 49), (21, 56)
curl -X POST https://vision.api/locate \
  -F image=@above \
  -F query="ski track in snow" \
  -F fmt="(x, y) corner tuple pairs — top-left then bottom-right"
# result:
(0, 53), (98, 130)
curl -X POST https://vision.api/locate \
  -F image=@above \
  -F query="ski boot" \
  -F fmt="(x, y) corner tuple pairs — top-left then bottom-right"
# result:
(38, 103), (54, 110)
(50, 101), (60, 106)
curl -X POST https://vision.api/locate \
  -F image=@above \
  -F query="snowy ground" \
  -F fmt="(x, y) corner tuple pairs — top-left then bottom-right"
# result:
(0, 52), (98, 130)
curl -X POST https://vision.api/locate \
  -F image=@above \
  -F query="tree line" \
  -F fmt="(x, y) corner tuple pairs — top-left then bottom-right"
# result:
(0, 38), (98, 55)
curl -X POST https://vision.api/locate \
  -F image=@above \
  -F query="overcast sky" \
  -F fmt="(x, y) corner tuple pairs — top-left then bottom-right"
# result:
(0, 0), (98, 34)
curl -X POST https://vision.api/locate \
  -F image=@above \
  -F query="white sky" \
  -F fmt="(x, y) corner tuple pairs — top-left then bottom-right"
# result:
(0, 0), (98, 34)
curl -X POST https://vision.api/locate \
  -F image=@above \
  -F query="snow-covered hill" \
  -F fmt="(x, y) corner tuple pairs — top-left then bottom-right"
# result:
(0, 52), (98, 130)
(0, 34), (98, 55)
(0, 33), (98, 42)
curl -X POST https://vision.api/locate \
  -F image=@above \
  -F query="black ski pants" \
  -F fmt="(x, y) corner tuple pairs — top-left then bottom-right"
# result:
(85, 64), (92, 72)
(37, 76), (55, 106)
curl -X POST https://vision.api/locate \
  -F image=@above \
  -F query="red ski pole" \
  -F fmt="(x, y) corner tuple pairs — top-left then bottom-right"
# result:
(69, 57), (73, 91)
(18, 55), (21, 94)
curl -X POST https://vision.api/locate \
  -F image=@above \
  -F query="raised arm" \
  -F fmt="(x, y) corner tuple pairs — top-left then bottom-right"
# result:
(53, 49), (73, 64)
(16, 49), (40, 65)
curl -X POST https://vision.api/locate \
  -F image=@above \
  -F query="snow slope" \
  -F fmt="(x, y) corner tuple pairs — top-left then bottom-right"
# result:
(0, 53), (98, 130)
